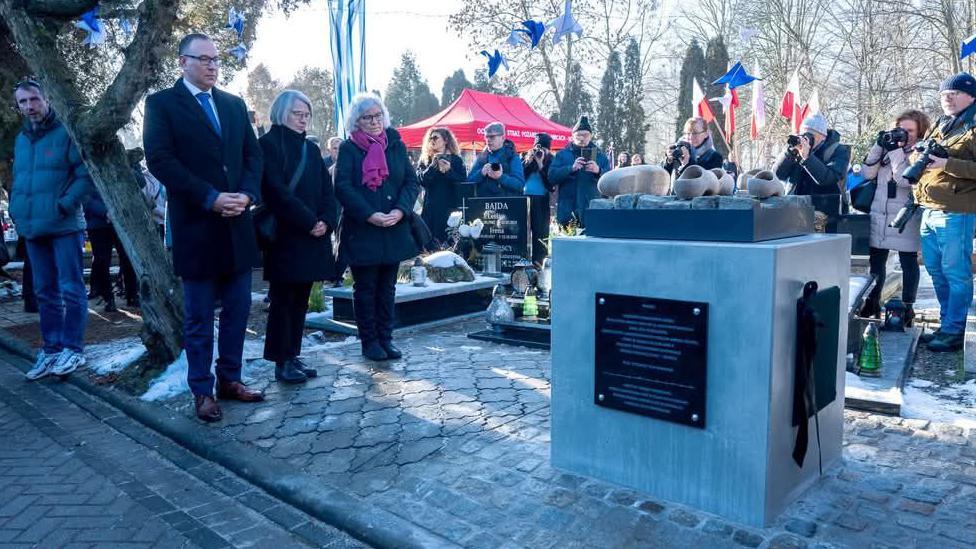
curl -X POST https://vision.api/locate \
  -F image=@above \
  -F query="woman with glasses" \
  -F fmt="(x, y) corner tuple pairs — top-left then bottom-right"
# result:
(334, 93), (420, 361)
(662, 117), (724, 174)
(417, 127), (466, 246)
(258, 90), (338, 383)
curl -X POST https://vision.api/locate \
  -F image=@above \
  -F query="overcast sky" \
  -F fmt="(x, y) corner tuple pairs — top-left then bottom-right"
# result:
(228, 0), (471, 98)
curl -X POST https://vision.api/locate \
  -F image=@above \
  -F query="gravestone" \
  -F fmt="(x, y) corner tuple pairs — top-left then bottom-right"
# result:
(464, 196), (530, 272)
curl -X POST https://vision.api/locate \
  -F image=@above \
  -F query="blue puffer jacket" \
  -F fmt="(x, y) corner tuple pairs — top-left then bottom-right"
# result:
(467, 140), (525, 197)
(10, 112), (92, 239)
(549, 143), (611, 227)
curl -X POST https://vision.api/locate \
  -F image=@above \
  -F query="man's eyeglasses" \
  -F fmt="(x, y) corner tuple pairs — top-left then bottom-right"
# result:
(183, 54), (220, 67)
(485, 133), (503, 139)
(291, 111), (312, 120)
(359, 113), (383, 123)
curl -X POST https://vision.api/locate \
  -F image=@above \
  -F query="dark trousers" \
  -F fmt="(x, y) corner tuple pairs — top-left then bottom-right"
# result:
(25, 232), (87, 354)
(351, 264), (397, 345)
(263, 281), (313, 363)
(16, 238), (35, 309)
(529, 195), (550, 265)
(867, 246), (920, 306)
(182, 270), (252, 396)
(89, 226), (137, 301)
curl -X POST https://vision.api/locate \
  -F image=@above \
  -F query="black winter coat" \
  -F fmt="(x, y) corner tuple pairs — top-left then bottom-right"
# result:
(418, 154), (466, 242)
(334, 128), (420, 267)
(773, 129), (851, 196)
(258, 125), (338, 283)
(144, 79), (262, 280)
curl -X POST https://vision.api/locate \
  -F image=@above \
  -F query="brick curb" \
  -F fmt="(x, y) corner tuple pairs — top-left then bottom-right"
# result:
(0, 328), (456, 549)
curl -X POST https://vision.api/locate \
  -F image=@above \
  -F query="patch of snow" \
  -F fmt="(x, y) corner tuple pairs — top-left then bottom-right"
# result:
(304, 336), (358, 353)
(423, 250), (470, 270)
(305, 310), (334, 322)
(250, 291), (268, 302)
(141, 351), (189, 401)
(844, 371), (900, 402)
(460, 345), (483, 351)
(86, 337), (146, 375)
(902, 385), (976, 430)
(908, 379), (934, 388)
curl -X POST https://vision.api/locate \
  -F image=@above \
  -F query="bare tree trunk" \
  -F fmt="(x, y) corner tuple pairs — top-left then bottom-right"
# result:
(1, 0), (184, 364)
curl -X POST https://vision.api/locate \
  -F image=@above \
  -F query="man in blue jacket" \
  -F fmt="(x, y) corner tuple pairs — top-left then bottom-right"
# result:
(468, 122), (524, 196)
(10, 79), (92, 380)
(549, 116), (611, 228)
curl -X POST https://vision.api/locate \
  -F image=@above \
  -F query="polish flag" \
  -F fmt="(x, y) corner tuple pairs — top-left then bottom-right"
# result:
(799, 90), (820, 122)
(692, 78), (716, 123)
(780, 69), (802, 132)
(750, 79), (766, 140)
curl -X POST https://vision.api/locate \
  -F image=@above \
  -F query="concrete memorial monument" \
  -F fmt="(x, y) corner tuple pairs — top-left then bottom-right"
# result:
(551, 198), (850, 526)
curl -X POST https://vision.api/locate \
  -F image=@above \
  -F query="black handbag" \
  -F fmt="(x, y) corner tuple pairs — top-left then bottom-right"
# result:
(409, 212), (433, 252)
(849, 178), (877, 214)
(254, 141), (308, 248)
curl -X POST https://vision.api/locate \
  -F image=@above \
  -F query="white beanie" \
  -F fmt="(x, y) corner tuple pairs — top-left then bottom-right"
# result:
(800, 112), (828, 136)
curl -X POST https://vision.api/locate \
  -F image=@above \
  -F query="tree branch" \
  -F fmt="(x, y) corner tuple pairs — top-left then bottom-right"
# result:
(19, 0), (98, 18)
(84, 0), (179, 141)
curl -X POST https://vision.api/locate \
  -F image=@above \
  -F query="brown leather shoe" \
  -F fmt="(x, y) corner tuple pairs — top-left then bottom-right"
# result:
(194, 395), (222, 422)
(216, 381), (265, 402)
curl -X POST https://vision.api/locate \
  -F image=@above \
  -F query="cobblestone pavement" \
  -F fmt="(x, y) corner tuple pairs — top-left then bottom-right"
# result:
(0, 352), (363, 549)
(149, 319), (976, 548)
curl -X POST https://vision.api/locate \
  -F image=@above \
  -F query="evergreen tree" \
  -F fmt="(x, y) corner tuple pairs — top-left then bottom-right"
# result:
(385, 52), (440, 126)
(704, 36), (730, 155)
(556, 62), (593, 127)
(675, 40), (706, 140)
(287, 67), (336, 139)
(621, 37), (646, 156)
(597, 50), (625, 150)
(245, 64), (281, 130)
(441, 69), (473, 108)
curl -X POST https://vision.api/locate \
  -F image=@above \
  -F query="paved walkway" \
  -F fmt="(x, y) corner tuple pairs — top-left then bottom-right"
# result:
(147, 319), (976, 549)
(0, 351), (363, 549)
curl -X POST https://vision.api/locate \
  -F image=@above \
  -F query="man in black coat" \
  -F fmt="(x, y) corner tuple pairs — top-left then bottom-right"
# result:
(144, 33), (264, 422)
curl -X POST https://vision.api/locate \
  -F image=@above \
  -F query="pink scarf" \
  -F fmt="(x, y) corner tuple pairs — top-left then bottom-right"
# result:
(349, 129), (389, 191)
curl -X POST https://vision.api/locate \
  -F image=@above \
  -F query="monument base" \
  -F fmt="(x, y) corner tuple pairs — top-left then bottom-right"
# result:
(551, 234), (850, 527)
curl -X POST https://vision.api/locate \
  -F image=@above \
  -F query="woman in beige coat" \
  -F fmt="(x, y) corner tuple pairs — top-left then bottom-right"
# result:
(860, 109), (931, 324)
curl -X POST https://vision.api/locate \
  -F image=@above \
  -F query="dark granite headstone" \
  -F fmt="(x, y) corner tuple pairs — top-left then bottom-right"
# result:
(464, 197), (530, 272)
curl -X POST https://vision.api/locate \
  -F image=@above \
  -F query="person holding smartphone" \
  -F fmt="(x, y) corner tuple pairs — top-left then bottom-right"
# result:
(548, 116), (611, 228)
(467, 122), (524, 197)
(522, 133), (554, 264)
(417, 127), (466, 245)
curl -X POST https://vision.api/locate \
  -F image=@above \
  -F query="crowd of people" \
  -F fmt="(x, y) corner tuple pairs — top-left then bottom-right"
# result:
(8, 31), (976, 421)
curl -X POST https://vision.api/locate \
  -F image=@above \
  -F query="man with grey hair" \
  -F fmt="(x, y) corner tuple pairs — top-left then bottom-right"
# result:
(144, 33), (264, 422)
(467, 122), (524, 196)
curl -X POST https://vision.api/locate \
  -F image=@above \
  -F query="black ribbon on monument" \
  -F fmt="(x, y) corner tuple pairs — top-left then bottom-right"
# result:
(793, 281), (824, 474)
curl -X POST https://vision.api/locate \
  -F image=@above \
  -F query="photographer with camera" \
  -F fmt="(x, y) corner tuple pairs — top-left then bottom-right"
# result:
(662, 117), (724, 175)
(467, 121), (524, 197)
(912, 72), (976, 352)
(773, 112), (851, 197)
(417, 127), (466, 246)
(549, 116), (611, 229)
(522, 133), (554, 264)
(858, 110), (931, 324)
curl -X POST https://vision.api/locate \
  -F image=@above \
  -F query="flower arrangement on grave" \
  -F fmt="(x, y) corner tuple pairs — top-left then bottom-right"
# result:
(445, 210), (486, 266)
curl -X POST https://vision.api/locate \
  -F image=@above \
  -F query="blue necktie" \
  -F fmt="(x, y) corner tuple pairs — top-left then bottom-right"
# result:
(195, 92), (221, 135)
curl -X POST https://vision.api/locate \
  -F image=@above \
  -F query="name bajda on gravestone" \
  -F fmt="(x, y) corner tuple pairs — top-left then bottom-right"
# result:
(594, 293), (708, 428)
(466, 198), (529, 270)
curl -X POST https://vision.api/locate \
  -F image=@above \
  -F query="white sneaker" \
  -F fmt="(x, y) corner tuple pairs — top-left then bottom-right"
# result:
(51, 350), (86, 376)
(25, 351), (57, 380)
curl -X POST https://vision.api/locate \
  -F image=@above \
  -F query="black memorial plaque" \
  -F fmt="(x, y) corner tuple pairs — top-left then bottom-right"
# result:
(594, 293), (708, 428)
(464, 197), (530, 272)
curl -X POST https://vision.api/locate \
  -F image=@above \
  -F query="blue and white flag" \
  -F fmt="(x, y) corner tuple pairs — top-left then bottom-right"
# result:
(74, 8), (107, 47)
(226, 8), (246, 40)
(480, 49), (509, 78)
(329, 0), (367, 137)
(962, 32), (976, 61)
(547, 0), (583, 45)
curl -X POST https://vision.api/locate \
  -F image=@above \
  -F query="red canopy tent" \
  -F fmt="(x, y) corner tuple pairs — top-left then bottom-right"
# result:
(398, 88), (572, 152)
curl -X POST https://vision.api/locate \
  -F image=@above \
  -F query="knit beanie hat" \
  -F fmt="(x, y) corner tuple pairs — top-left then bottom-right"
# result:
(533, 133), (553, 149)
(573, 115), (593, 133)
(939, 72), (976, 98)
(800, 112), (828, 136)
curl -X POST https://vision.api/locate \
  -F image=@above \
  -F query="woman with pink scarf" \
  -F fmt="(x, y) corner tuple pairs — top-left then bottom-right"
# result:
(334, 93), (420, 361)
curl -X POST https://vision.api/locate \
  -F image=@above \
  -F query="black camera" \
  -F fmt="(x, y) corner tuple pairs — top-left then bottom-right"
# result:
(490, 162), (501, 171)
(786, 132), (815, 148)
(534, 148), (545, 159)
(889, 194), (920, 233)
(901, 139), (949, 184)
(670, 140), (692, 163)
(878, 128), (909, 151)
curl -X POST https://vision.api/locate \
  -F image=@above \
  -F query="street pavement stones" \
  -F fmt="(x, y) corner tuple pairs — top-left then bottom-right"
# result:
(0, 352), (364, 549)
(141, 318), (976, 548)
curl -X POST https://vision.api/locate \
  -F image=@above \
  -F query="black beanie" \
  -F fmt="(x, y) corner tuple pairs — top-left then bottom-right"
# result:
(533, 133), (552, 149)
(939, 72), (976, 98)
(573, 115), (592, 133)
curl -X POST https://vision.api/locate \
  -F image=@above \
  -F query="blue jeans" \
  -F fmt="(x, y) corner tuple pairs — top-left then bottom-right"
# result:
(920, 208), (975, 335)
(182, 270), (252, 396)
(25, 232), (87, 354)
